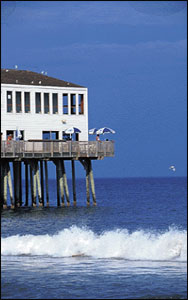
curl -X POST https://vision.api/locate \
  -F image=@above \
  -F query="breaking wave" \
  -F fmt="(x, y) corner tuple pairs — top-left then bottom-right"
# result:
(1, 226), (187, 261)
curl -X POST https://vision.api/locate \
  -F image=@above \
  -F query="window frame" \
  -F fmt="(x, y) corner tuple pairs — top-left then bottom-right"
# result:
(16, 91), (22, 113)
(7, 91), (13, 113)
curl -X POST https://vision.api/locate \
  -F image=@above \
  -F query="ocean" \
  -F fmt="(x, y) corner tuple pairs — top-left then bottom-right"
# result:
(1, 177), (187, 299)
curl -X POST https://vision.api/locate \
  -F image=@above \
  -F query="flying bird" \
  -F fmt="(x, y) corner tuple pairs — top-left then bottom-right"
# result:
(169, 165), (176, 172)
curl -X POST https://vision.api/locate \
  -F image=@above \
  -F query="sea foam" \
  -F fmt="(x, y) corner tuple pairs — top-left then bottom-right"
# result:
(1, 226), (187, 261)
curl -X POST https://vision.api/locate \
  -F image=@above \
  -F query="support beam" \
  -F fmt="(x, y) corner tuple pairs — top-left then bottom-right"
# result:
(25, 162), (29, 206)
(35, 161), (42, 206)
(57, 160), (65, 207)
(40, 161), (44, 206)
(2, 162), (8, 209)
(7, 162), (14, 209)
(29, 163), (34, 206)
(19, 162), (22, 207)
(80, 159), (90, 206)
(33, 162), (37, 207)
(71, 160), (76, 206)
(54, 161), (60, 207)
(88, 160), (97, 206)
(1, 162), (4, 207)
(44, 161), (49, 207)
(61, 160), (70, 206)
(13, 161), (20, 207)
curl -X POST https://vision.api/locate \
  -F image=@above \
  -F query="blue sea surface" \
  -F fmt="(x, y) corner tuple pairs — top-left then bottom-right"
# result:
(1, 177), (187, 299)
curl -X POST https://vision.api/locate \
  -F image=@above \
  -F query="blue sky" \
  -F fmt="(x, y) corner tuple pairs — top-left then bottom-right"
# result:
(2, 1), (187, 178)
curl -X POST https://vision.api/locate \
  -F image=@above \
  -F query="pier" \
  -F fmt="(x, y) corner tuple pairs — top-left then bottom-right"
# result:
(1, 140), (114, 208)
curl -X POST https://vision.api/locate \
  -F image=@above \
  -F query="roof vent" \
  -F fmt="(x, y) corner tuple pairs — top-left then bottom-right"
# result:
(6, 69), (9, 72)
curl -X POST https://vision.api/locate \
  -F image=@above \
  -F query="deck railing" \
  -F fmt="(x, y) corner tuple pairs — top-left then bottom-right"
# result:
(1, 140), (114, 159)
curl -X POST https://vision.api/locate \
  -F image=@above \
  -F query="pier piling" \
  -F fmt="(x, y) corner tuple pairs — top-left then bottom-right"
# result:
(7, 162), (14, 209)
(2, 162), (8, 209)
(61, 160), (70, 206)
(44, 161), (49, 206)
(0, 141), (107, 208)
(25, 162), (29, 206)
(40, 161), (44, 206)
(71, 160), (76, 206)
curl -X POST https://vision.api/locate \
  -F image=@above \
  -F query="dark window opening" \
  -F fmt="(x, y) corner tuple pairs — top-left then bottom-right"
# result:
(62, 131), (71, 141)
(6, 130), (24, 140)
(71, 94), (76, 114)
(6, 130), (14, 140)
(35, 93), (41, 113)
(63, 94), (68, 114)
(44, 93), (49, 114)
(79, 94), (84, 114)
(24, 92), (30, 113)
(53, 93), (58, 114)
(42, 131), (59, 140)
(16, 92), (22, 113)
(62, 132), (79, 141)
(7, 91), (12, 113)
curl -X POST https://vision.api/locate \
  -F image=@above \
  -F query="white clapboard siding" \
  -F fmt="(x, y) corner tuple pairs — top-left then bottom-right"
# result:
(1, 83), (89, 141)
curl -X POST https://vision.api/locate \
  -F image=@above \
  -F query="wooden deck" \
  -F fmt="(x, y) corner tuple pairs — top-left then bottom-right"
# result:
(1, 140), (114, 159)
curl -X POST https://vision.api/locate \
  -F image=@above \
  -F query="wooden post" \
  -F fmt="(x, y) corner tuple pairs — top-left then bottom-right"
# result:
(57, 160), (65, 207)
(19, 162), (22, 207)
(88, 160), (97, 206)
(13, 162), (17, 207)
(40, 161), (44, 206)
(33, 162), (37, 206)
(80, 159), (90, 206)
(71, 160), (76, 206)
(25, 162), (29, 206)
(61, 160), (70, 206)
(13, 161), (20, 207)
(54, 160), (60, 206)
(1, 162), (4, 207)
(86, 162), (90, 206)
(7, 162), (14, 209)
(2, 162), (8, 209)
(44, 161), (49, 206)
(29, 163), (34, 206)
(35, 161), (42, 206)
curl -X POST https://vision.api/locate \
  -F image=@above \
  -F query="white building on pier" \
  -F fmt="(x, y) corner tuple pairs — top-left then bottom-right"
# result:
(1, 69), (88, 141)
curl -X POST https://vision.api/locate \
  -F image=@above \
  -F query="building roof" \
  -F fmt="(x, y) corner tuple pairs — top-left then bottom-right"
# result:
(1, 69), (84, 88)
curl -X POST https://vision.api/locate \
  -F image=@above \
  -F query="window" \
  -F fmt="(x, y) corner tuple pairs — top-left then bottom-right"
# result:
(62, 132), (79, 141)
(79, 94), (84, 114)
(62, 131), (71, 141)
(16, 92), (22, 113)
(6, 130), (14, 140)
(71, 94), (76, 114)
(52, 93), (58, 114)
(51, 131), (59, 139)
(6, 130), (24, 140)
(44, 93), (49, 114)
(35, 93), (41, 113)
(7, 91), (12, 112)
(63, 94), (68, 114)
(42, 131), (59, 140)
(24, 92), (30, 113)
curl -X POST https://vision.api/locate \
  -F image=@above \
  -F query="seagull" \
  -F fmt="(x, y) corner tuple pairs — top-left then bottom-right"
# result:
(169, 165), (176, 172)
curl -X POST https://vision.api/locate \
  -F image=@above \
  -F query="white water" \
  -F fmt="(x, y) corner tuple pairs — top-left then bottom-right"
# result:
(1, 226), (187, 261)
